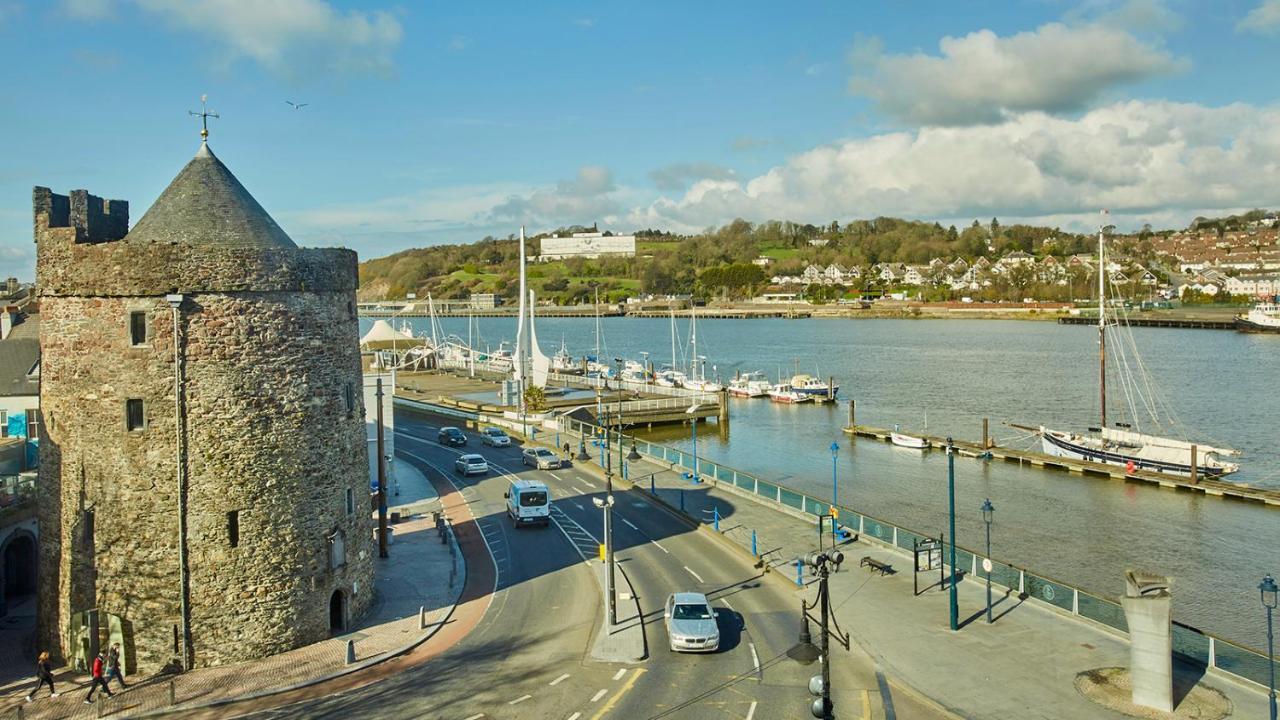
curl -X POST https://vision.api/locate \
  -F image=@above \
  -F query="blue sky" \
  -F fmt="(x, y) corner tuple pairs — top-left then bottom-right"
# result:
(2, 0), (1279, 278)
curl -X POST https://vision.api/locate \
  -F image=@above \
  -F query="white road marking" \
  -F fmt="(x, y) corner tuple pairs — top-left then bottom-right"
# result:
(549, 673), (571, 686)
(620, 517), (639, 531)
(650, 539), (669, 554)
(567, 713), (582, 720)
(508, 694), (532, 705)
(591, 688), (608, 702)
(612, 668), (627, 680)
(746, 700), (757, 720)
(684, 566), (704, 583)
(721, 599), (735, 612)
(463, 714), (485, 720)
(572, 501), (586, 511)
(576, 485), (593, 495)
(749, 642), (761, 676)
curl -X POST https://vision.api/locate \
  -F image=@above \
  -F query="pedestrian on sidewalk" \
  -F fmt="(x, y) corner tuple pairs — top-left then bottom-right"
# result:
(105, 643), (128, 690)
(25, 651), (58, 701)
(563, 442), (571, 461)
(83, 650), (113, 704)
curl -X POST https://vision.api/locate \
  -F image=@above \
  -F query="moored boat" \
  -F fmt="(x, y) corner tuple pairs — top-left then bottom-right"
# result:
(890, 425), (930, 449)
(728, 371), (773, 398)
(791, 374), (839, 399)
(1235, 301), (1280, 333)
(768, 384), (811, 403)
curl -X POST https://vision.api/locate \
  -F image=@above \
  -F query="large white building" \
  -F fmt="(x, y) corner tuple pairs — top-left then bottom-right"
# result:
(539, 232), (636, 261)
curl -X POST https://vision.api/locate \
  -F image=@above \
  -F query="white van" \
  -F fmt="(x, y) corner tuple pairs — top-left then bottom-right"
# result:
(505, 479), (551, 527)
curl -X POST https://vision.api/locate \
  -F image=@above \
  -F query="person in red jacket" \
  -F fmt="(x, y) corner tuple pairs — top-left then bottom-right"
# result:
(83, 650), (113, 704)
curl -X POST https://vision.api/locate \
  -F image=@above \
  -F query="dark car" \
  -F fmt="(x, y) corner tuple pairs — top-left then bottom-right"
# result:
(438, 427), (467, 447)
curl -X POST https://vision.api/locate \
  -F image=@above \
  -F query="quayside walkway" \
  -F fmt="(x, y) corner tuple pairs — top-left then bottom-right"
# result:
(549, 424), (1272, 720)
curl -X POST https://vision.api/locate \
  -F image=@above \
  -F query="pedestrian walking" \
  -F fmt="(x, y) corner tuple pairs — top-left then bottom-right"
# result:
(563, 442), (571, 461)
(83, 650), (113, 703)
(105, 643), (128, 690)
(25, 651), (58, 701)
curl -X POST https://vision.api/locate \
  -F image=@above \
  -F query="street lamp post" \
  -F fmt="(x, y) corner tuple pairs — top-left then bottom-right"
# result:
(830, 441), (840, 544)
(1262, 574), (1279, 720)
(594, 495), (616, 626)
(799, 551), (849, 719)
(615, 357), (625, 474)
(947, 436), (958, 631)
(982, 499), (994, 624)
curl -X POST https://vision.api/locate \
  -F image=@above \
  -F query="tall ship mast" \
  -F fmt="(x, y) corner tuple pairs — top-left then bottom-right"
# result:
(1033, 211), (1241, 478)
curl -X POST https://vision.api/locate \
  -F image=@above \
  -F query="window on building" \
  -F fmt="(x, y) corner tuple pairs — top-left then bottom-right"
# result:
(345, 488), (354, 516)
(82, 509), (94, 546)
(344, 383), (355, 418)
(25, 409), (38, 440)
(227, 510), (240, 548)
(125, 399), (145, 431)
(0, 410), (7, 438)
(129, 311), (147, 345)
(328, 530), (347, 570)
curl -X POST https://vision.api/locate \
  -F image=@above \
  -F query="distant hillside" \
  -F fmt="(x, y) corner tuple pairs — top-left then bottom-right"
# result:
(355, 216), (1185, 304)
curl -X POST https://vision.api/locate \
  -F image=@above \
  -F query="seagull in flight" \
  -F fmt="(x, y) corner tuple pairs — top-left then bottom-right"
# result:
(285, 100), (308, 110)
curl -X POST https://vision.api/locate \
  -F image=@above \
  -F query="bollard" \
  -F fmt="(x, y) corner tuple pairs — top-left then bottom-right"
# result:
(345, 639), (356, 665)
(169, 679), (176, 706)
(440, 520), (449, 545)
(982, 417), (990, 449)
(795, 559), (803, 587)
(679, 490), (685, 513)
(419, 605), (428, 629)
(752, 529), (758, 557)
(713, 505), (720, 532)
(650, 475), (656, 494)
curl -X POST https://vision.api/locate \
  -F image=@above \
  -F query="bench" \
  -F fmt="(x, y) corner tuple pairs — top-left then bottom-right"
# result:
(860, 556), (892, 575)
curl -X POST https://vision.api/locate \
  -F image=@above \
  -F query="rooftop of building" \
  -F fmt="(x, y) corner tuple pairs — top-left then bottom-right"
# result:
(125, 141), (296, 249)
(0, 313), (39, 398)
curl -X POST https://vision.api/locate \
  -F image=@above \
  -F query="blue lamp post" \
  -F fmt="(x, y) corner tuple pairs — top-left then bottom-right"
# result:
(686, 403), (699, 481)
(947, 437), (958, 632)
(830, 440), (840, 512)
(981, 499), (994, 624)
(1262, 574), (1279, 720)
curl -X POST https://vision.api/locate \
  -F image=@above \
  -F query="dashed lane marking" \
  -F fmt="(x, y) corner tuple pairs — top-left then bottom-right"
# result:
(612, 668), (627, 681)
(571, 501), (586, 512)
(550, 673), (571, 686)
(620, 518), (639, 531)
(746, 701), (757, 720)
(508, 694), (532, 705)
(589, 668), (646, 720)
(463, 715), (484, 720)
(749, 643), (761, 679)
(567, 713), (582, 720)
(684, 566), (705, 583)
(591, 689), (608, 702)
(650, 539), (669, 554)
(576, 485), (593, 495)
(721, 599), (735, 612)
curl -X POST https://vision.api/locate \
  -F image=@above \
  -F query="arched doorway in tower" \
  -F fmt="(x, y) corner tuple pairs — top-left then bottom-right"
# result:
(329, 589), (346, 633)
(1, 532), (36, 618)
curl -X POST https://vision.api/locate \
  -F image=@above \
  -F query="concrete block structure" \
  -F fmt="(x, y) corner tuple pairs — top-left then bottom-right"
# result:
(34, 139), (374, 673)
(1120, 570), (1174, 713)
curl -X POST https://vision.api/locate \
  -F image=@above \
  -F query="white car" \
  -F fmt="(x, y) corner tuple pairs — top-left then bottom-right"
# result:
(454, 454), (489, 476)
(481, 427), (512, 447)
(521, 447), (561, 470)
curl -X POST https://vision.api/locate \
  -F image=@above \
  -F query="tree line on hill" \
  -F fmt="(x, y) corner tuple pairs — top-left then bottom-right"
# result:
(356, 213), (1268, 304)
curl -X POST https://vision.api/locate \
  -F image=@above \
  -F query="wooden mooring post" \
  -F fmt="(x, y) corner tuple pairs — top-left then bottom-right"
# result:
(982, 418), (989, 449)
(848, 399), (856, 428)
(1190, 444), (1198, 484)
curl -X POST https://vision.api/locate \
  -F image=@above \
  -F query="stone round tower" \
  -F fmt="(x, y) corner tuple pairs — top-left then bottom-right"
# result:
(34, 140), (374, 673)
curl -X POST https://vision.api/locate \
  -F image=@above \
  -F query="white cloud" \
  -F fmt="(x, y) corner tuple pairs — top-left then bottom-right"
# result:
(1066, 0), (1184, 33)
(649, 163), (736, 192)
(849, 23), (1184, 126)
(623, 101), (1280, 235)
(489, 166), (624, 224)
(67, 0), (403, 79)
(1237, 0), (1280, 35)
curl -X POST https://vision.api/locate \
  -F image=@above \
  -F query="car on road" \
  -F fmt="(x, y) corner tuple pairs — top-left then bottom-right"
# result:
(454, 454), (489, 476)
(505, 479), (550, 527)
(438, 427), (467, 447)
(521, 447), (561, 470)
(664, 592), (720, 653)
(481, 427), (511, 447)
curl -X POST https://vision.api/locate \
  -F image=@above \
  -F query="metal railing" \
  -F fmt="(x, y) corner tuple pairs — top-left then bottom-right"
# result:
(557, 416), (1274, 691)
(548, 371), (717, 399)
(0, 473), (35, 516)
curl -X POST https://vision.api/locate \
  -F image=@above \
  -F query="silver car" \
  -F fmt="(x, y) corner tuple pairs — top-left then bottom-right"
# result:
(481, 427), (511, 447)
(664, 592), (720, 652)
(521, 447), (561, 470)
(454, 454), (489, 476)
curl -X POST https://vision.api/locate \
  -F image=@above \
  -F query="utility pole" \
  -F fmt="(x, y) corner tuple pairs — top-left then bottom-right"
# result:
(947, 436), (958, 631)
(376, 378), (389, 559)
(802, 551), (849, 719)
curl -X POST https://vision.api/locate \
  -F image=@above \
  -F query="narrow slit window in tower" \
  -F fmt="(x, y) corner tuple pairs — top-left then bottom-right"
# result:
(125, 399), (145, 431)
(129, 311), (147, 345)
(227, 510), (240, 547)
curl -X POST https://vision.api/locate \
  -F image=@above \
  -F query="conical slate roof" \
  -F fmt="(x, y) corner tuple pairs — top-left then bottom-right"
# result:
(126, 142), (296, 248)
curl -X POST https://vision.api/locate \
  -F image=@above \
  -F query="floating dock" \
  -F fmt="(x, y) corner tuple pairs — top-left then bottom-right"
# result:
(1057, 316), (1235, 330)
(845, 424), (1280, 508)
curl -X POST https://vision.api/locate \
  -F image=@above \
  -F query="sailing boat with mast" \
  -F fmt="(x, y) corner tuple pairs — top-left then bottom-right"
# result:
(1028, 212), (1240, 478)
(654, 304), (689, 387)
(683, 305), (722, 392)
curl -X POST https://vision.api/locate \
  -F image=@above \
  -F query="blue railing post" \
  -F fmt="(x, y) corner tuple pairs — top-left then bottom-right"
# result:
(752, 530), (758, 557)
(650, 474), (656, 493)
(622, 460), (628, 481)
(680, 490), (685, 513)
(713, 505), (720, 532)
(795, 559), (803, 587)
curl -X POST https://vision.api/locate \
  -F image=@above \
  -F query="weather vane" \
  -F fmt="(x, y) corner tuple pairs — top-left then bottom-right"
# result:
(188, 94), (220, 141)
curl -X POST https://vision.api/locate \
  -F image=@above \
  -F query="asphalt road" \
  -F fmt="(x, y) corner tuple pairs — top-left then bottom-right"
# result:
(242, 408), (880, 720)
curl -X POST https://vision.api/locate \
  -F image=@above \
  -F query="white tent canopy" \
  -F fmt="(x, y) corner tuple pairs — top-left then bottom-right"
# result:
(360, 319), (421, 350)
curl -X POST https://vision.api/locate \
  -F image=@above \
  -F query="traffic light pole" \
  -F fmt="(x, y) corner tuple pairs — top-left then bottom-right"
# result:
(819, 563), (831, 720)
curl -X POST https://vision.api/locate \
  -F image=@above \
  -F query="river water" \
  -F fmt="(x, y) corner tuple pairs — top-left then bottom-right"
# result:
(371, 315), (1280, 650)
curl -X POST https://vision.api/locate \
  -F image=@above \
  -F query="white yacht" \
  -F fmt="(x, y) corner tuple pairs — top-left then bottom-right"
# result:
(1235, 302), (1280, 333)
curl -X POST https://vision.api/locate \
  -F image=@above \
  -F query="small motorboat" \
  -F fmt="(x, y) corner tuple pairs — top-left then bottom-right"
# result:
(890, 424), (930, 449)
(768, 384), (811, 404)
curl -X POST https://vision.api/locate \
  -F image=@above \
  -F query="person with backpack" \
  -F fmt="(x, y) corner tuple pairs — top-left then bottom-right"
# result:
(25, 651), (58, 702)
(105, 643), (128, 690)
(83, 650), (113, 703)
